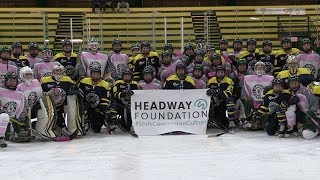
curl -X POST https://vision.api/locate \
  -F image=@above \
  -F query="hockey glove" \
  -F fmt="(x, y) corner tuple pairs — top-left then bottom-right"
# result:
(291, 96), (300, 104)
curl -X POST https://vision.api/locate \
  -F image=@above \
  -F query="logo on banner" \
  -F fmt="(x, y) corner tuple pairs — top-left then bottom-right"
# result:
(252, 84), (264, 99)
(194, 99), (208, 110)
(86, 93), (100, 108)
(3, 101), (18, 117)
(65, 65), (76, 79)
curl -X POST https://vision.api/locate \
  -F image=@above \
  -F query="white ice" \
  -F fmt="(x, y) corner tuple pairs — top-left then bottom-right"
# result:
(1, 128), (320, 180)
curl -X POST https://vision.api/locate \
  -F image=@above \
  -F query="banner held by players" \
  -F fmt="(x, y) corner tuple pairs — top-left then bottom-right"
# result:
(131, 89), (210, 135)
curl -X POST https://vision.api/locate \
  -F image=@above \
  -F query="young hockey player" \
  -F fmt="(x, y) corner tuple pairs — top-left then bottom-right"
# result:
(297, 38), (320, 80)
(107, 39), (129, 81)
(258, 40), (276, 75)
(53, 40), (79, 81)
(34, 48), (61, 81)
(206, 65), (236, 130)
(79, 38), (108, 78)
(79, 67), (112, 133)
(11, 42), (29, 68)
(138, 66), (161, 90)
(25, 42), (43, 68)
(163, 62), (195, 89)
(133, 41), (160, 81)
(0, 46), (18, 87)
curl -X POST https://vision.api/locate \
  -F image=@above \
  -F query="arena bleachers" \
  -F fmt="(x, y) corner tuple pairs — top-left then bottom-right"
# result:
(0, 5), (320, 53)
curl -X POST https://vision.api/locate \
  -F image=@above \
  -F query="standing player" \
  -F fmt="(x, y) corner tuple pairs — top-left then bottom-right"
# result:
(25, 42), (43, 68)
(0, 46), (18, 87)
(53, 40), (79, 81)
(34, 48), (61, 81)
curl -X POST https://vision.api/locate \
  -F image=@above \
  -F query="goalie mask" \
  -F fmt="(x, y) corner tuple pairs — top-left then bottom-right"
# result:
(286, 55), (299, 74)
(20, 66), (34, 86)
(254, 61), (266, 76)
(52, 64), (65, 81)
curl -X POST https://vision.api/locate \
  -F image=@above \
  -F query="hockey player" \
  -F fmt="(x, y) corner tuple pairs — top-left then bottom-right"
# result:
(11, 42), (29, 68)
(180, 43), (195, 67)
(274, 37), (300, 76)
(206, 65), (236, 130)
(159, 51), (183, 84)
(206, 53), (232, 78)
(0, 72), (35, 142)
(34, 48), (60, 81)
(163, 43), (180, 61)
(25, 42), (43, 68)
(0, 46), (18, 87)
(239, 38), (260, 73)
(138, 66), (161, 90)
(217, 39), (232, 54)
(163, 62), (195, 89)
(231, 38), (244, 58)
(79, 67), (111, 133)
(79, 38), (108, 78)
(189, 64), (207, 89)
(133, 41), (160, 81)
(233, 59), (249, 100)
(277, 55), (313, 89)
(128, 43), (141, 71)
(241, 61), (274, 129)
(186, 50), (210, 75)
(256, 78), (291, 136)
(112, 68), (139, 131)
(297, 38), (320, 80)
(53, 40), (79, 81)
(286, 75), (319, 139)
(41, 64), (83, 138)
(258, 40), (276, 75)
(106, 39), (129, 81)
(203, 44), (215, 64)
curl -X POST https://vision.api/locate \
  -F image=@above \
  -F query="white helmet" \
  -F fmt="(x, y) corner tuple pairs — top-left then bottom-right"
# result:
(52, 64), (65, 80)
(88, 37), (99, 51)
(19, 66), (34, 85)
(254, 61), (266, 76)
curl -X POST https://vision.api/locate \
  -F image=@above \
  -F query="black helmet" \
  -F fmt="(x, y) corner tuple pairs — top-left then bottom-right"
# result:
(194, 50), (204, 57)
(206, 44), (215, 51)
(162, 50), (172, 57)
(184, 43), (194, 50)
(131, 43), (140, 50)
(272, 78), (284, 86)
(237, 58), (247, 66)
(287, 74), (299, 83)
(301, 38), (311, 45)
(4, 72), (18, 90)
(12, 42), (22, 49)
(28, 42), (39, 50)
(247, 38), (257, 45)
(0, 46), (11, 53)
(176, 62), (186, 71)
(122, 68), (132, 76)
(112, 39), (122, 46)
(142, 66), (154, 76)
(281, 37), (291, 44)
(233, 38), (243, 45)
(62, 39), (72, 46)
(215, 65), (226, 72)
(212, 53), (221, 60)
(220, 39), (228, 44)
(42, 47), (52, 53)
(141, 41), (150, 48)
(164, 43), (173, 51)
(262, 40), (272, 47)
(194, 64), (203, 71)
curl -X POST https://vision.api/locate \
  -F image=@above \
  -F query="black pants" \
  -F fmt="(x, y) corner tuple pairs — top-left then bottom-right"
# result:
(110, 101), (132, 131)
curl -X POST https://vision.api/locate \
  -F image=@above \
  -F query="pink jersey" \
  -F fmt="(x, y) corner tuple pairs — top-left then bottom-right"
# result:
(0, 87), (25, 118)
(0, 62), (18, 88)
(160, 60), (182, 83)
(138, 79), (162, 90)
(187, 62), (210, 75)
(80, 51), (108, 77)
(25, 54), (43, 69)
(34, 62), (61, 81)
(297, 51), (320, 79)
(17, 79), (43, 108)
(107, 53), (129, 80)
(244, 74), (274, 109)
(189, 75), (207, 89)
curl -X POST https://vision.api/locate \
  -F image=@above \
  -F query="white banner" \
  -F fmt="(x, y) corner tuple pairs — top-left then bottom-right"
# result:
(131, 89), (210, 136)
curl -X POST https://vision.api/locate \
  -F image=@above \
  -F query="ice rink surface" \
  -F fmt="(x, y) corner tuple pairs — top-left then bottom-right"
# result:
(1, 128), (320, 180)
